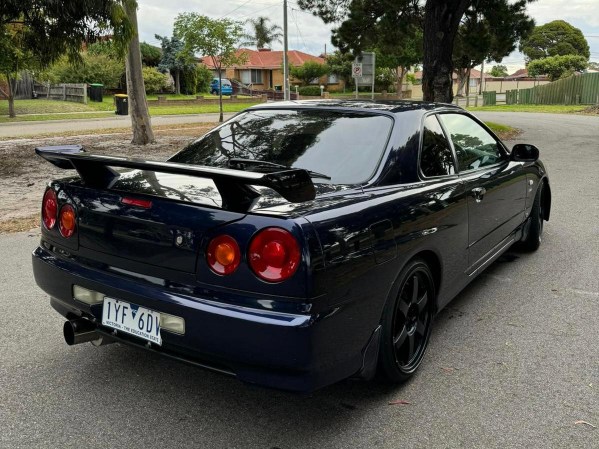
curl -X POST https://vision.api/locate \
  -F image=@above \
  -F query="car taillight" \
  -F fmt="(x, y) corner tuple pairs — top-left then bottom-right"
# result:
(207, 235), (241, 275)
(248, 227), (300, 282)
(59, 204), (77, 238)
(42, 189), (58, 230)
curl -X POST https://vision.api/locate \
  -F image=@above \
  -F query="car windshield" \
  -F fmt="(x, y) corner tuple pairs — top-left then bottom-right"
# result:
(169, 109), (393, 184)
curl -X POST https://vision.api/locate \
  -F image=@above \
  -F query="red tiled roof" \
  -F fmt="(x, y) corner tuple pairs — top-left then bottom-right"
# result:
(509, 68), (528, 78)
(201, 48), (325, 69)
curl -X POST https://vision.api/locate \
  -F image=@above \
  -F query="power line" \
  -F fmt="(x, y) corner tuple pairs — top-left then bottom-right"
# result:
(218, 0), (254, 19)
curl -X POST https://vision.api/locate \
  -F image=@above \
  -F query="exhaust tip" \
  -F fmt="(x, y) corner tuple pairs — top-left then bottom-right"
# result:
(63, 319), (98, 346)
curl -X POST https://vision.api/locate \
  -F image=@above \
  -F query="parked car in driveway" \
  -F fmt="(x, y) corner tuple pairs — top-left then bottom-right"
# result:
(32, 100), (551, 392)
(210, 77), (233, 95)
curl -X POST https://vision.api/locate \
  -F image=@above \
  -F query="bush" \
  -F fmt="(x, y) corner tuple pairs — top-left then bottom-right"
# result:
(40, 53), (124, 89)
(298, 85), (322, 96)
(142, 66), (169, 94)
(196, 65), (214, 94)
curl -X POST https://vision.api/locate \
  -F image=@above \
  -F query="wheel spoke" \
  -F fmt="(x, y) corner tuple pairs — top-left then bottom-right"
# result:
(416, 292), (428, 313)
(416, 318), (426, 336)
(407, 333), (415, 359)
(411, 275), (419, 303)
(393, 325), (408, 350)
(398, 299), (409, 317)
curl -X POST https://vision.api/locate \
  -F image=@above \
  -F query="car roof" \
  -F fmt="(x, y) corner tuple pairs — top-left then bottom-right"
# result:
(246, 99), (463, 114)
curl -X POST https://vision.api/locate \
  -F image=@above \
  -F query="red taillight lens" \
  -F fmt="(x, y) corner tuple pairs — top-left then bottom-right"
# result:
(207, 235), (241, 275)
(248, 227), (301, 282)
(121, 197), (152, 209)
(42, 189), (58, 230)
(59, 204), (77, 238)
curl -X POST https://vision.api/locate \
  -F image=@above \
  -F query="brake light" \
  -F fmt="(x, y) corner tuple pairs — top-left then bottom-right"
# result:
(42, 189), (58, 230)
(121, 197), (152, 209)
(248, 227), (300, 282)
(59, 204), (77, 238)
(207, 235), (241, 275)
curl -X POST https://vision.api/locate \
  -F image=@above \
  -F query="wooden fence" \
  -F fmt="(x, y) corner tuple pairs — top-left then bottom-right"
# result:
(510, 73), (599, 105)
(34, 83), (88, 104)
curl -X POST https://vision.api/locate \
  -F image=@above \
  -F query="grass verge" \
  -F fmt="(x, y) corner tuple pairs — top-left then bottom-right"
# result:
(467, 104), (589, 114)
(484, 121), (521, 140)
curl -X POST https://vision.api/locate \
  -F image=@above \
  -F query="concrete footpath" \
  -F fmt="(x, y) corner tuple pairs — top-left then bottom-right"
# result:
(0, 113), (235, 138)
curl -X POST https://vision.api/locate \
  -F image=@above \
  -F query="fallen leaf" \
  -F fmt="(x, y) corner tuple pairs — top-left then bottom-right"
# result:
(441, 367), (455, 373)
(574, 421), (596, 429)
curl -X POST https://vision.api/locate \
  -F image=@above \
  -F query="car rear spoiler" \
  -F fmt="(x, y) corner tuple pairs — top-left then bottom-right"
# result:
(35, 145), (316, 211)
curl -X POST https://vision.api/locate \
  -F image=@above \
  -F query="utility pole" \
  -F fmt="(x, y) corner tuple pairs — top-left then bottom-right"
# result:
(479, 60), (484, 95)
(283, 0), (290, 101)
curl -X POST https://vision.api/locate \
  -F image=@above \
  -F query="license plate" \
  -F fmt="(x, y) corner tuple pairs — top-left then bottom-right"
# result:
(101, 298), (161, 345)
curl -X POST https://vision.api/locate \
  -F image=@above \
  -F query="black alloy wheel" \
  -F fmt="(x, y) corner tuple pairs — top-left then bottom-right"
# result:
(379, 259), (435, 382)
(520, 182), (544, 251)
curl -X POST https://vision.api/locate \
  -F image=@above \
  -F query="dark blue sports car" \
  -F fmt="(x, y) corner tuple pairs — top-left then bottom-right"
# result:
(32, 100), (550, 392)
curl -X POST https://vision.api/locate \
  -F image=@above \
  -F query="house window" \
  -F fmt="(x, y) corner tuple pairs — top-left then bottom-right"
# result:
(240, 69), (263, 84)
(327, 74), (338, 84)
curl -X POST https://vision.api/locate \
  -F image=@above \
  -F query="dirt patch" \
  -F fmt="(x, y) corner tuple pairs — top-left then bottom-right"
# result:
(0, 124), (215, 225)
(496, 128), (522, 141)
(582, 105), (599, 114)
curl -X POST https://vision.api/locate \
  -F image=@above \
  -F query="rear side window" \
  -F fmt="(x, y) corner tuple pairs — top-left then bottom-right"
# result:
(438, 113), (506, 172)
(169, 109), (393, 184)
(420, 115), (456, 177)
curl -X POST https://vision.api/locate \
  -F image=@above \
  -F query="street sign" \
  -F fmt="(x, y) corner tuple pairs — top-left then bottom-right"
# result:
(352, 63), (363, 78)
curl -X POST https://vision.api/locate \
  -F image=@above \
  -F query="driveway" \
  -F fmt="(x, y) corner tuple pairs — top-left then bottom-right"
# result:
(0, 113), (597, 448)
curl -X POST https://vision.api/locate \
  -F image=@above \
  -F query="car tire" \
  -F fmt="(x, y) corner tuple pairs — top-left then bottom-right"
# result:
(520, 182), (544, 251)
(378, 259), (435, 383)
(211, 89), (217, 95)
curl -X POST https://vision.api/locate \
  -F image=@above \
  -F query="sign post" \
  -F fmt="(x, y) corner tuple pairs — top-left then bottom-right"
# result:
(353, 52), (376, 100)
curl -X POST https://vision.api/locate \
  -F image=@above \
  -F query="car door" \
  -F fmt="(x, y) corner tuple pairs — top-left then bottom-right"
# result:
(438, 113), (527, 271)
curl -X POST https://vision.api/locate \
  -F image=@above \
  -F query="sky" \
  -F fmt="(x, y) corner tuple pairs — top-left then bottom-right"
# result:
(137, 0), (599, 74)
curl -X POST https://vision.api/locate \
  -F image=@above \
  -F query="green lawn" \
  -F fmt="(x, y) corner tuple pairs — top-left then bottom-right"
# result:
(0, 96), (261, 123)
(467, 104), (589, 113)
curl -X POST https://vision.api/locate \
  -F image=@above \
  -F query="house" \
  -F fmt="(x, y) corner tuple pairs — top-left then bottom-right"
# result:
(201, 48), (344, 91)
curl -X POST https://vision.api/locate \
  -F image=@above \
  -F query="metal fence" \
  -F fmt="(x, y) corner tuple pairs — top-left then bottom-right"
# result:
(34, 83), (88, 104)
(514, 72), (599, 105)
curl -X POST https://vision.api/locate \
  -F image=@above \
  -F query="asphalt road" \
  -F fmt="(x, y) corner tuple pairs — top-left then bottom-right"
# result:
(1, 113), (598, 448)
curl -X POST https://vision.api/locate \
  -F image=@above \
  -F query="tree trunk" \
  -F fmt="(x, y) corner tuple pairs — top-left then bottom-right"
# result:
(175, 70), (181, 95)
(6, 74), (16, 118)
(396, 66), (407, 99)
(422, 0), (470, 102)
(217, 67), (224, 123)
(465, 67), (471, 96)
(456, 67), (468, 97)
(124, 1), (155, 145)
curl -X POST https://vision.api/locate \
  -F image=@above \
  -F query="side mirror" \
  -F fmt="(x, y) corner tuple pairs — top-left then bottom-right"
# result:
(511, 144), (539, 162)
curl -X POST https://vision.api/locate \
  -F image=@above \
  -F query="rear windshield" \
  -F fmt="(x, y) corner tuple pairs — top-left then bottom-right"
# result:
(169, 109), (393, 184)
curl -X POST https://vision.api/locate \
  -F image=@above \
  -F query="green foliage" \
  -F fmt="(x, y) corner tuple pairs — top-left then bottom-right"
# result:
(521, 20), (590, 62)
(290, 61), (329, 86)
(87, 40), (121, 60)
(195, 64), (214, 93)
(140, 42), (162, 67)
(375, 67), (397, 92)
(154, 34), (193, 73)
(325, 51), (353, 85)
(174, 14), (247, 72)
(527, 55), (588, 81)
(0, 0), (133, 66)
(298, 86), (322, 96)
(490, 65), (509, 77)
(142, 66), (169, 94)
(453, 0), (534, 72)
(39, 53), (125, 88)
(244, 17), (282, 49)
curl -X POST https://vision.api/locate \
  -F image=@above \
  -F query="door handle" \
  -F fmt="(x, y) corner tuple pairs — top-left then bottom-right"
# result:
(471, 187), (486, 202)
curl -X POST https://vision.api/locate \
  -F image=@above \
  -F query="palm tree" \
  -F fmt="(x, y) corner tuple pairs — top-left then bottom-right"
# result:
(244, 17), (283, 49)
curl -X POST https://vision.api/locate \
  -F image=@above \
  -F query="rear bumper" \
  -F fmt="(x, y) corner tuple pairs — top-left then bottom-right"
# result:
(32, 245), (371, 392)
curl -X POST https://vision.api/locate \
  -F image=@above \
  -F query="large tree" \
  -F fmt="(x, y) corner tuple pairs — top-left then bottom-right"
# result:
(154, 34), (194, 95)
(124, 0), (154, 144)
(452, 0), (534, 96)
(244, 17), (283, 49)
(329, 0), (422, 98)
(521, 20), (590, 62)
(297, 0), (535, 102)
(174, 14), (246, 122)
(0, 0), (132, 118)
